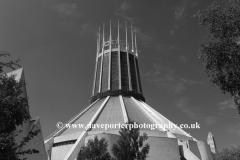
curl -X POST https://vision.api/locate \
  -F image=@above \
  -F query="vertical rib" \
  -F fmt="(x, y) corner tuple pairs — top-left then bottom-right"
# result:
(99, 24), (105, 93)
(108, 21), (112, 90)
(131, 24), (134, 52)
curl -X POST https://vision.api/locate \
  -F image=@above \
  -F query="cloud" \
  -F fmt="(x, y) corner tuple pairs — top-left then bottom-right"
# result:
(156, 44), (180, 52)
(143, 63), (205, 94)
(191, 0), (201, 8)
(172, 83), (187, 94)
(174, 3), (186, 20)
(219, 99), (237, 110)
(146, 64), (184, 93)
(170, 29), (175, 35)
(115, 2), (137, 24)
(176, 99), (220, 122)
(55, 20), (97, 37)
(150, 74), (187, 94)
(119, 2), (131, 10)
(53, 3), (81, 17)
(180, 78), (204, 85)
(227, 124), (240, 136)
(179, 55), (187, 62)
(115, 2), (155, 48)
(170, 0), (190, 35)
(205, 116), (218, 125)
(170, 24), (182, 35)
(79, 23), (97, 36)
(155, 44), (180, 55)
(174, 0), (189, 20)
(170, 20), (186, 35)
(134, 26), (154, 44)
(176, 97), (201, 119)
(116, 2), (161, 52)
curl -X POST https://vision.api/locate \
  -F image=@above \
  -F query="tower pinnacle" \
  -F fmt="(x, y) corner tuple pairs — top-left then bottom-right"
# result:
(135, 32), (138, 57)
(131, 24), (134, 52)
(207, 131), (218, 154)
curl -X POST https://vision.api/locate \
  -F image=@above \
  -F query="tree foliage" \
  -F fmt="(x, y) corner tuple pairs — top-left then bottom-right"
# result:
(0, 75), (30, 133)
(197, 0), (240, 114)
(77, 120), (150, 160)
(212, 145), (240, 160)
(111, 120), (150, 160)
(0, 51), (20, 73)
(0, 51), (39, 160)
(77, 136), (112, 160)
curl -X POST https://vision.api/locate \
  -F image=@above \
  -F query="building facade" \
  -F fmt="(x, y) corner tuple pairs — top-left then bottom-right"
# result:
(7, 68), (47, 160)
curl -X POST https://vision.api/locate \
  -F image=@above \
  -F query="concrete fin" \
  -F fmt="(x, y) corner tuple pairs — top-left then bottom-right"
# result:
(6, 67), (24, 82)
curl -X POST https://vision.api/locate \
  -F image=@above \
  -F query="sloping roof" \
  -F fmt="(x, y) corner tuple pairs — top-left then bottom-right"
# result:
(60, 98), (106, 136)
(6, 68), (28, 101)
(6, 67), (24, 82)
(90, 96), (125, 132)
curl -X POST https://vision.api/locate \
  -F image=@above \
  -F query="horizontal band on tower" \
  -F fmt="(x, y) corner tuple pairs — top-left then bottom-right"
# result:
(90, 90), (145, 103)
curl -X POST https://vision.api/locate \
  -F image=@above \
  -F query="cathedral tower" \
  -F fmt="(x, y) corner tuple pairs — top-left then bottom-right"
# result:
(91, 21), (144, 103)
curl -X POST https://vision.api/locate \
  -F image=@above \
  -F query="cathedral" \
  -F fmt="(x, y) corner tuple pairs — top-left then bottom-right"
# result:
(43, 22), (214, 160)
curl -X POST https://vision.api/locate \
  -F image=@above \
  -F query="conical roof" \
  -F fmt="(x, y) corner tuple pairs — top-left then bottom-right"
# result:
(49, 96), (193, 138)
(45, 96), (196, 160)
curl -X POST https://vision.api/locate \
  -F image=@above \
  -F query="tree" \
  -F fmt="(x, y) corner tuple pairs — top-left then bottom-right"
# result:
(77, 136), (112, 160)
(212, 145), (240, 160)
(111, 120), (150, 160)
(0, 51), (20, 72)
(77, 120), (150, 160)
(0, 51), (39, 160)
(197, 0), (240, 114)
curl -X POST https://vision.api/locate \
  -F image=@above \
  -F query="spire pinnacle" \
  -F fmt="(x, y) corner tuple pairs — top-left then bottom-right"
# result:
(109, 20), (112, 41)
(125, 21), (128, 50)
(131, 24), (134, 52)
(97, 27), (100, 58)
(118, 19), (120, 47)
(135, 32), (138, 57)
(102, 23), (105, 51)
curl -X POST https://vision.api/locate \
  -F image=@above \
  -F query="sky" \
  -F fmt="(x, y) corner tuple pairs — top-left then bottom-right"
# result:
(0, 0), (239, 151)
